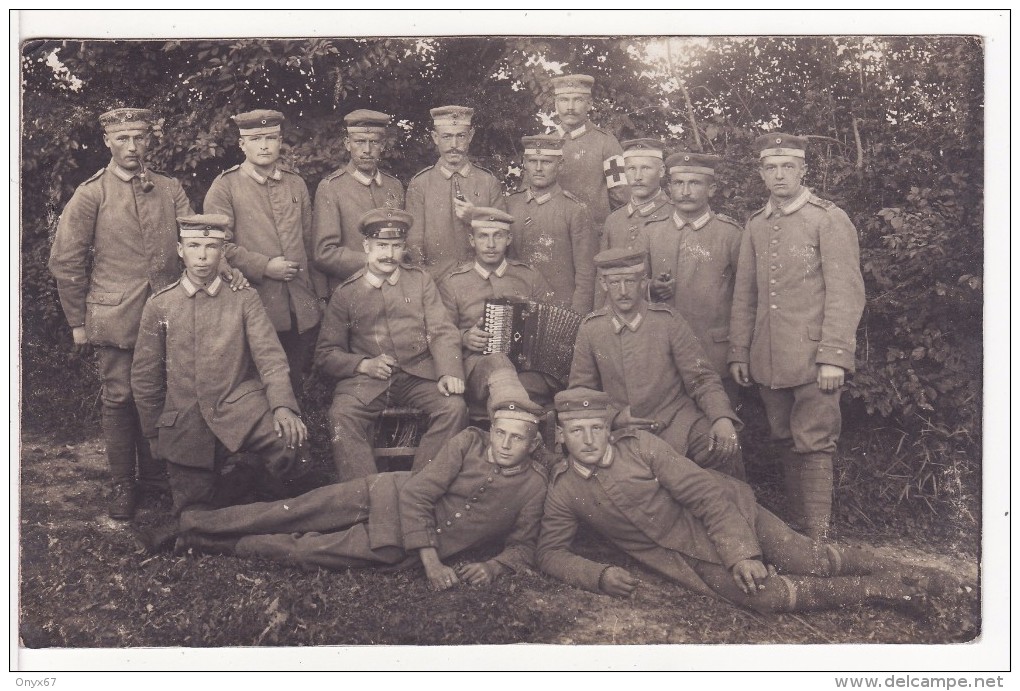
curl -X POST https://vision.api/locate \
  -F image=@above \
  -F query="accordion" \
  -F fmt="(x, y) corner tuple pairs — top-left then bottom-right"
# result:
(482, 297), (583, 385)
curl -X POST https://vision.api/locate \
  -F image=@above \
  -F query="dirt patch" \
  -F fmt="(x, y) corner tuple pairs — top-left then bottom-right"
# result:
(17, 431), (980, 648)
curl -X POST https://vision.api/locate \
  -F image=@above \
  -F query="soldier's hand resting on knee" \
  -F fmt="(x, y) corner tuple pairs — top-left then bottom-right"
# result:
(732, 559), (772, 595)
(708, 418), (740, 462)
(437, 375), (465, 396)
(273, 407), (307, 449)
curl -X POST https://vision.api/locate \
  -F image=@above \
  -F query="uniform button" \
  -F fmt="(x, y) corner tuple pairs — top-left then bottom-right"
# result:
(770, 279), (776, 284)
(770, 291), (776, 296)
(465, 504), (472, 510)
(770, 265), (777, 271)
(487, 477), (494, 483)
(471, 497), (478, 502)
(771, 304), (778, 309)
(480, 487), (486, 493)
(836, 349), (844, 354)
(446, 520), (452, 526)
(771, 253), (778, 258)
(770, 239), (778, 245)
(455, 512), (462, 518)
(436, 528), (442, 534)
(773, 225), (780, 231)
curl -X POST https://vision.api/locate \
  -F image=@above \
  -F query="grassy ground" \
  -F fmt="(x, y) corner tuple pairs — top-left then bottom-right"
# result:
(18, 428), (980, 650)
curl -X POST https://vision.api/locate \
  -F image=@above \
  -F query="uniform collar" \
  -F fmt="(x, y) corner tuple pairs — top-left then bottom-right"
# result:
(181, 273), (223, 298)
(525, 184), (560, 205)
(486, 447), (527, 476)
(765, 186), (811, 217)
(109, 162), (140, 182)
(570, 446), (614, 479)
(348, 161), (382, 187)
(474, 259), (508, 280)
(363, 267), (401, 288)
(610, 304), (646, 333)
(241, 161), (283, 184)
(556, 122), (588, 140)
(439, 162), (472, 179)
(626, 190), (667, 217)
(672, 209), (712, 231)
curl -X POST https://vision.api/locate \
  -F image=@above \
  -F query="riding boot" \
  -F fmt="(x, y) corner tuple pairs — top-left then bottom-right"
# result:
(135, 422), (168, 492)
(800, 452), (834, 541)
(783, 573), (929, 616)
(102, 405), (138, 519)
(778, 445), (805, 531)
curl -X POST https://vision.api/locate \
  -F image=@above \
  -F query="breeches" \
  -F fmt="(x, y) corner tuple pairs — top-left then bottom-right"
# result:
(758, 382), (843, 454)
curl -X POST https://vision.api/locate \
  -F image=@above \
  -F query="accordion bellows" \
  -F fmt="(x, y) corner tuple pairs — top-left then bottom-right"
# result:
(482, 297), (583, 385)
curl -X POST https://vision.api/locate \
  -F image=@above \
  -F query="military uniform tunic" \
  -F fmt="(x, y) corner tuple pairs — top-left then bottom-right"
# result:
(312, 162), (405, 293)
(600, 190), (674, 252)
(406, 161), (505, 279)
(179, 427), (548, 574)
(568, 303), (738, 459)
(506, 184), (596, 313)
(556, 121), (630, 229)
(641, 208), (742, 379)
(48, 162), (193, 348)
(203, 161), (325, 333)
(728, 188), (865, 388)
(537, 429), (760, 599)
(131, 275), (298, 471)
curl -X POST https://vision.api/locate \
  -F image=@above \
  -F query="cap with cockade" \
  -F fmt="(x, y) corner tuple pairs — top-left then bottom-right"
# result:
(430, 106), (474, 128)
(231, 109), (285, 136)
(755, 132), (807, 159)
(177, 214), (231, 240)
(666, 151), (719, 176)
(550, 74), (595, 96)
(358, 208), (413, 239)
(470, 207), (514, 231)
(345, 109), (390, 133)
(100, 108), (153, 133)
(554, 387), (611, 420)
(491, 392), (544, 426)
(621, 138), (665, 160)
(594, 247), (648, 276)
(521, 134), (564, 156)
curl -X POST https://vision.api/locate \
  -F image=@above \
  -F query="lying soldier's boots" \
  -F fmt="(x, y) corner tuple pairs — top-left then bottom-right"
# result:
(174, 532), (240, 557)
(129, 522), (180, 554)
(900, 568), (969, 598)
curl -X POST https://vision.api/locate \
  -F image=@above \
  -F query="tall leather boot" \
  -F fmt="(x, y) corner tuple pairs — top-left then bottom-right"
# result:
(134, 414), (168, 492)
(778, 445), (805, 531)
(824, 544), (967, 597)
(102, 405), (138, 519)
(800, 452), (834, 541)
(782, 573), (929, 615)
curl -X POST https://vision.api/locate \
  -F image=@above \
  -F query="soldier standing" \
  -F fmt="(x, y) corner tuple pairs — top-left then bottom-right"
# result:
(506, 134), (596, 313)
(645, 151), (743, 402)
(204, 109), (326, 396)
(600, 138), (674, 251)
(313, 109), (405, 293)
(48, 108), (195, 519)
(728, 133), (866, 540)
(549, 73), (630, 232)
(406, 106), (505, 280)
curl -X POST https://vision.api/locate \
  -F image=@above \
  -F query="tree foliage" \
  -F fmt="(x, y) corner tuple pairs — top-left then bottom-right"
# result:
(20, 35), (983, 513)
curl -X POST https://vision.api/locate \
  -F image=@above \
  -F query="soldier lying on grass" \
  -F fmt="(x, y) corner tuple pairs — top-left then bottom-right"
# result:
(136, 393), (549, 591)
(536, 388), (971, 615)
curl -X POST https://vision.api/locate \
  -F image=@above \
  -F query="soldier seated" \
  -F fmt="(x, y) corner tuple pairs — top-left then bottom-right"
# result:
(438, 206), (560, 414)
(314, 208), (468, 481)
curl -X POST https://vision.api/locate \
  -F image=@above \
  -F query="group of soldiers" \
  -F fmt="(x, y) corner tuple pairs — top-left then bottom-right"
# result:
(46, 73), (965, 616)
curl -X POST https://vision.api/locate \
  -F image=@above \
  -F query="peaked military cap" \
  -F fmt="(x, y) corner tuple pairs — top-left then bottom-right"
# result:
(232, 109), (285, 135)
(345, 109), (390, 133)
(554, 388), (611, 420)
(358, 208), (413, 239)
(178, 214), (231, 239)
(621, 138), (665, 160)
(666, 151), (720, 176)
(594, 247), (648, 276)
(755, 132), (807, 159)
(470, 207), (514, 231)
(100, 108), (153, 133)
(550, 74), (595, 95)
(491, 393), (544, 425)
(430, 105), (474, 128)
(521, 134), (565, 156)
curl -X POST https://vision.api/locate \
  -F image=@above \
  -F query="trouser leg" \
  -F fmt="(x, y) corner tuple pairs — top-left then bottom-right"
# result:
(235, 524), (406, 571)
(789, 383), (842, 540)
(328, 393), (386, 482)
(276, 318), (318, 398)
(396, 374), (468, 472)
(166, 461), (220, 516)
(179, 478), (373, 537)
(96, 347), (138, 486)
